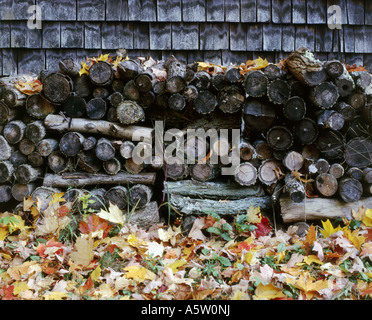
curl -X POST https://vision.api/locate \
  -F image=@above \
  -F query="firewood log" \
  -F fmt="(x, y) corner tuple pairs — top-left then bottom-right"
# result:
(267, 79), (291, 105)
(284, 173), (305, 203)
(88, 61), (113, 87)
(283, 96), (306, 121)
(116, 100), (145, 125)
(0, 161), (14, 183)
(42, 72), (72, 104)
(105, 186), (128, 210)
(62, 93), (86, 118)
(14, 164), (42, 183)
(3, 120), (26, 144)
(258, 159), (285, 186)
(344, 137), (372, 168)
(0, 135), (14, 161)
(86, 97), (107, 120)
(27, 151), (45, 167)
(77, 151), (101, 173)
(47, 150), (72, 173)
(217, 85), (245, 113)
(329, 163), (345, 179)
(25, 120), (46, 143)
(95, 138), (116, 161)
(11, 183), (36, 202)
(26, 93), (56, 119)
(129, 184), (153, 209)
(266, 126), (293, 151)
(243, 70), (268, 97)
(103, 157), (121, 175)
(243, 99), (276, 132)
(338, 177), (363, 202)
(315, 173), (338, 197)
(18, 138), (35, 156)
(234, 162), (257, 186)
(59, 132), (85, 157)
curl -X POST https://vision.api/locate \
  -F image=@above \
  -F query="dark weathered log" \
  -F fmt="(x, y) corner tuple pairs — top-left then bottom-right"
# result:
(217, 85), (245, 113)
(347, 167), (363, 180)
(301, 144), (320, 162)
(11, 183), (36, 202)
(0, 161), (14, 183)
(263, 63), (284, 80)
(282, 150), (304, 171)
(62, 93), (86, 118)
(182, 85), (198, 102)
(130, 201), (159, 228)
(3, 120), (26, 144)
(44, 114), (153, 141)
(191, 71), (211, 91)
(211, 73), (228, 91)
(315, 173), (338, 197)
(363, 167), (372, 184)
(87, 188), (107, 211)
(129, 184), (153, 209)
(234, 162), (257, 186)
(86, 97), (107, 120)
(165, 55), (186, 78)
(315, 128), (344, 159)
(224, 66), (241, 83)
(243, 99), (276, 132)
(284, 173), (305, 203)
(169, 93), (186, 111)
(42, 72), (72, 104)
(3, 87), (26, 108)
(329, 163), (345, 179)
(10, 150), (27, 167)
(165, 180), (265, 200)
(310, 82), (339, 109)
(82, 136), (97, 151)
(166, 76), (186, 94)
(77, 151), (101, 173)
(193, 90), (217, 114)
(108, 92), (124, 107)
(0, 101), (18, 125)
(185, 68), (196, 83)
(266, 126), (293, 151)
(59, 131), (85, 157)
(134, 72), (154, 93)
(120, 141), (136, 159)
(258, 159), (284, 185)
(123, 79), (140, 101)
(344, 137), (372, 168)
(333, 102), (355, 122)
(26, 93), (56, 119)
(31, 187), (61, 211)
(25, 121), (46, 143)
(43, 171), (156, 188)
(95, 138), (116, 161)
(116, 100), (145, 125)
(316, 110), (345, 130)
(36, 138), (59, 157)
(347, 91), (366, 111)
(117, 59), (140, 80)
(323, 60), (344, 78)
(103, 157), (121, 175)
(243, 70), (268, 97)
(165, 161), (189, 181)
(0, 135), (14, 161)
(190, 162), (217, 182)
(345, 116), (369, 140)
(124, 157), (144, 174)
(14, 164), (42, 183)
(334, 67), (355, 97)
(289, 80), (307, 97)
(27, 151), (44, 167)
(0, 185), (12, 203)
(105, 186), (128, 210)
(267, 79), (291, 105)
(314, 158), (330, 174)
(73, 74), (93, 98)
(112, 79), (125, 93)
(59, 58), (80, 78)
(253, 140), (273, 160)
(283, 96), (306, 121)
(106, 107), (118, 122)
(350, 71), (372, 90)
(47, 150), (72, 173)
(92, 87), (110, 99)
(89, 61), (113, 86)
(338, 177), (363, 202)
(152, 80), (166, 95)
(18, 138), (35, 156)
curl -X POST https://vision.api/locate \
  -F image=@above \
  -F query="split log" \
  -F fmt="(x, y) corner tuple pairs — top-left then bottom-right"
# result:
(47, 150), (72, 173)
(27, 152), (45, 167)
(77, 151), (101, 173)
(315, 173), (338, 197)
(108, 92), (124, 107)
(280, 196), (358, 223)
(62, 93), (86, 118)
(316, 110), (344, 130)
(284, 173), (305, 203)
(283, 96), (306, 121)
(103, 157), (121, 175)
(234, 162), (257, 186)
(129, 184), (153, 209)
(293, 117), (318, 145)
(329, 163), (345, 179)
(25, 121), (46, 143)
(44, 114), (153, 141)
(266, 126), (293, 151)
(116, 100), (145, 125)
(243, 70), (268, 97)
(42, 73), (72, 104)
(0, 136), (13, 161)
(88, 61), (113, 86)
(59, 132), (85, 157)
(243, 99), (276, 132)
(344, 137), (372, 168)
(338, 177), (363, 202)
(282, 150), (304, 171)
(18, 138), (35, 156)
(267, 79), (291, 105)
(190, 162), (217, 182)
(0, 161), (14, 183)
(165, 180), (265, 200)
(258, 159), (285, 186)
(11, 183), (36, 202)
(310, 82), (339, 109)
(217, 85), (245, 113)
(14, 164), (42, 183)
(95, 138), (116, 161)
(26, 93), (56, 119)
(43, 171), (157, 187)
(193, 90), (217, 114)
(86, 97), (107, 120)
(0, 185), (12, 203)
(105, 186), (128, 210)
(3, 120), (26, 144)
(36, 139), (59, 157)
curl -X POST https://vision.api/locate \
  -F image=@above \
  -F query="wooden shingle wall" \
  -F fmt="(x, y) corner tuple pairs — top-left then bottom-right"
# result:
(1, 0), (372, 75)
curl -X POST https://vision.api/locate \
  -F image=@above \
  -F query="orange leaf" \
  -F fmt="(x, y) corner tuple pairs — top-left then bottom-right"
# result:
(304, 225), (316, 254)
(36, 239), (64, 258)
(79, 214), (113, 237)
(345, 64), (367, 72)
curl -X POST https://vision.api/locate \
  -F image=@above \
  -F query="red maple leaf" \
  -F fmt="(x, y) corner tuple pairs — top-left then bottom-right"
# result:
(36, 239), (64, 258)
(79, 214), (113, 238)
(253, 217), (272, 238)
(0, 285), (16, 300)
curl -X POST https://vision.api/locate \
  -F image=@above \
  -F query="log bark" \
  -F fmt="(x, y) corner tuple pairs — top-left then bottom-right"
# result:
(86, 97), (107, 120)
(42, 73), (72, 104)
(25, 120), (46, 143)
(350, 71), (372, 90)
(284, 173), (305, 203)
(338, 177), (363, 202)
(103, 157), (121, 175)
(0, 135), (13, 161)
(0, 185), (12, 203)
(243, 99), (276, 132)
(31, 187), (61, 211)
(95, 138), (116, 161)
(234, 162), (257, 186)
(14, 164), (42, 183)
(44, 114), (153, 141)
(47, 150), (72, 173)
(129, 184), (153, 209)
(59, 132), (85, 157)
(11, 183), (36, 202)
(315, 173), (338, 197)
(116, 100), (145, 125)
(0, 101), (18, 124)
(243, 70), (268, 97)
(26, 93), (56, 119)
(0, 161), (14, 183)
(43, 171), (156, 187)
(3, 120), (26, 144)
(105, 186), (128, 210)
(62, 93), (86, 118)
(267, 79), (291, 105)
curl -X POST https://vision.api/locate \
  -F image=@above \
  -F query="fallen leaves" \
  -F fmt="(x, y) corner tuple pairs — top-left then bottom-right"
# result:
(14, 76), (42, 95)
(1, 192), (372, 300)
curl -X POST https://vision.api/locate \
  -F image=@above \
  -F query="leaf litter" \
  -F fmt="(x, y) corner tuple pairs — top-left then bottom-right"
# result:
(1, 193), (372, 300)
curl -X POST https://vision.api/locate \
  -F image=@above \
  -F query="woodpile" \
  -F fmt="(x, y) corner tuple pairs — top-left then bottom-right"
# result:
(1, 46), (372, 225)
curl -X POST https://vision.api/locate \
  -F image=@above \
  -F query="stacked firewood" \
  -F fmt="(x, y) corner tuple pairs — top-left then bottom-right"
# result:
(1, 47), (372, 225)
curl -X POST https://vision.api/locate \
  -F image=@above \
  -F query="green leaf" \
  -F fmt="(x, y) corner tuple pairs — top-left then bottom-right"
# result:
(217, 256), (231, 267)
(204, 211), (220, 222)
(222, 223), (232, 231)
(206, 227), (221, 235)
(236, 263), (244, 270)
(220, 233), (233, 241)
(277, 243), (286, 253)
(201, 248), (210, 256)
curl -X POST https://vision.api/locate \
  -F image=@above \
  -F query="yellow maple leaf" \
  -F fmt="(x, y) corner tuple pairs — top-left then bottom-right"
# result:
(97, 202), (125, 226)
(124, 265), (156, 282)
(0, 226), (9, 241)
(70, 235), (94, 267)
(50, 192), (65, 205)
(13, 281), (30, 296)
(362, 209), (372, 227)
(320, 219), (344, 238)
(246, 205), (262, 224)
(79, 61), (90, 76)
(303, 255), (323, 265)
(90, 265), (102, 281)
(286, 272), (329, 293)
(352, 206), (366, 221)
(127, 233), (147, 247)
(43, 292), (69, 300)
(343, 228), (365, 250)
(254, 283), (286, 300)
(167, 259), (187, 273)
(97, 53), (110, 62)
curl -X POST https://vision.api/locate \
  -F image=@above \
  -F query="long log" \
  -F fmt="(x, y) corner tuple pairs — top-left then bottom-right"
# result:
(44, 114), (153, 141)
(42, 171), (157, 187)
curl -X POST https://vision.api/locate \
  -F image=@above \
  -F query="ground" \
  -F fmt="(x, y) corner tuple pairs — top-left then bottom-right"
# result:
(0, 192), (372, 300)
